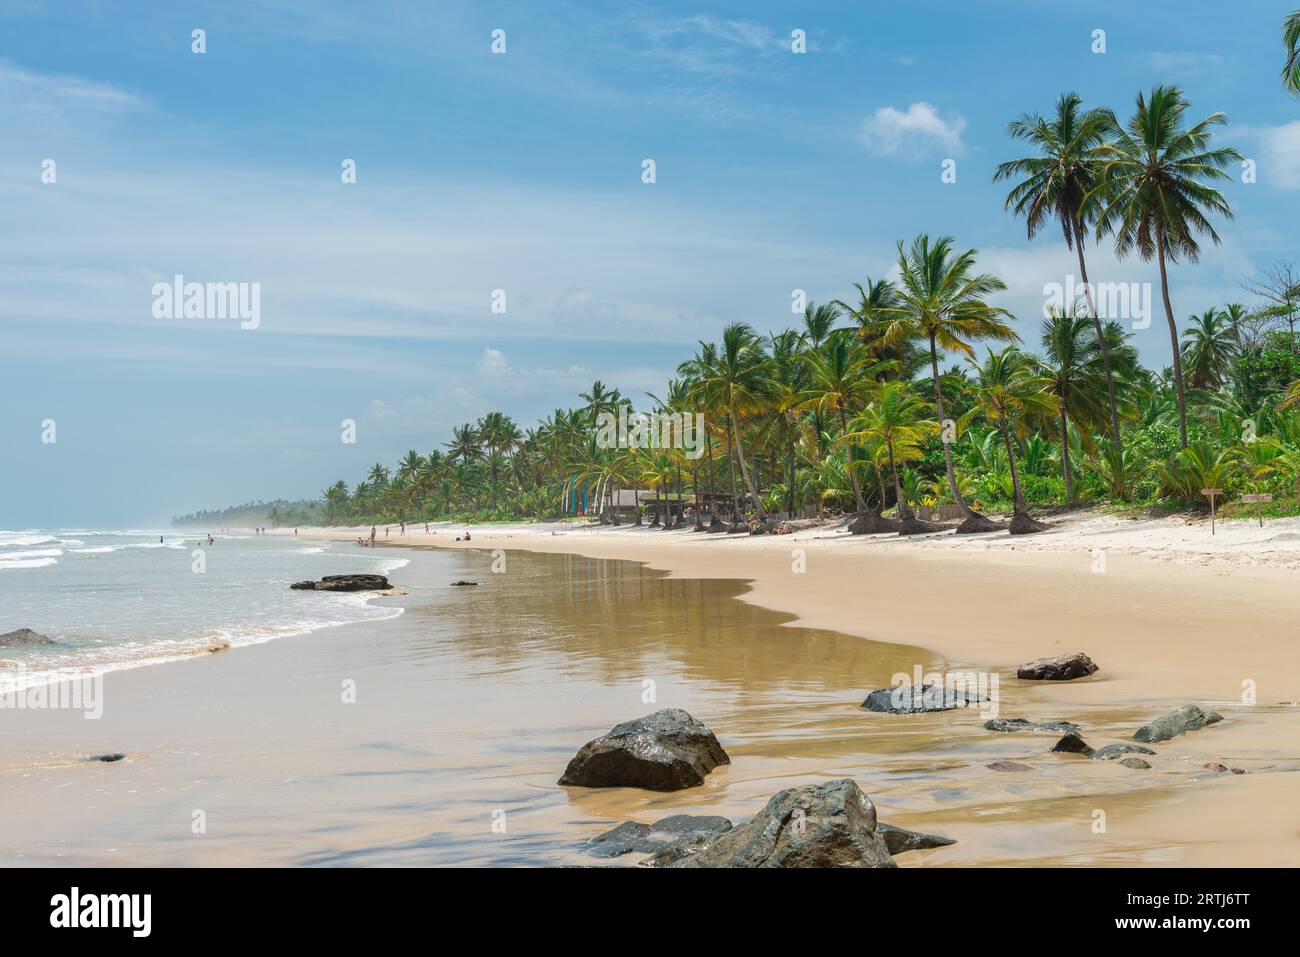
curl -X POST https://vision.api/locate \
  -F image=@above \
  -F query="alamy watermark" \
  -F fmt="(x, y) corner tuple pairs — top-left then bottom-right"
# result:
(889, 665), (1000, 718)
(595, 409), (705, 459)
(152, 274), (261, 330)
(0, 667), (103, 719)
(1043, 274), (1151, 330)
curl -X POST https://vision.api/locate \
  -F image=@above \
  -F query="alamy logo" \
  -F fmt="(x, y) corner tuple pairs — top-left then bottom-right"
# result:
(50, 887), (151, 937)
(595, 409), (705, 459)
(1042, 274), (1151, 330)
(0, 669), (102, 719)
(152, 274), (261, 329)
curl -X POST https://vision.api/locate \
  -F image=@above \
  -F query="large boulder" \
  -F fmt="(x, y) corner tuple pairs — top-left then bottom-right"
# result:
(584, 815), (732, 860)
(0, 628), (55, 647)
(558, 709), (730, 791)
(1016, 652), (1098, 681)
(660, 778), (895, 868)
(862, 683), (988, 714)
(1133, 704), (1223, 743)
(1051, 732), (1095, 756)
(290, 574), (390, 592)
(985, 717), (1080, 734)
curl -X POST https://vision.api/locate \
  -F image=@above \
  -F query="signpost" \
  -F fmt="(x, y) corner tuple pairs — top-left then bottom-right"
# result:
(1242, 492), (1274, 528)
(1201, 488), (1222, 535)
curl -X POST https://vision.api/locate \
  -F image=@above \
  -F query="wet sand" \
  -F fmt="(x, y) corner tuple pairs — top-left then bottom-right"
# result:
(2, 526), (1297, 866)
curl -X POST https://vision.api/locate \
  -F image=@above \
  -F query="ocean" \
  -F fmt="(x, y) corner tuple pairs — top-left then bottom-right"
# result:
(0, 528), (407, 693)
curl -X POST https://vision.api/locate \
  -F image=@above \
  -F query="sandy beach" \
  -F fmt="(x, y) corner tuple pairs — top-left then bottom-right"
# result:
(3, 508), (1298, 867)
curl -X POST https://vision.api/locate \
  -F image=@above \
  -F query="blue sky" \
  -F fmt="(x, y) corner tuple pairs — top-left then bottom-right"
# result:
(3, 0), (1299, 526)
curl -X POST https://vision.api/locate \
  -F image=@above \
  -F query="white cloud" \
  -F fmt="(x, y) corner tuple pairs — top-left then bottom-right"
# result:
(0, 58), (147, 114)
(1147, 51), (1227, 76)
(1234, 121), (1300, 189)
(857, 102), (966, 160)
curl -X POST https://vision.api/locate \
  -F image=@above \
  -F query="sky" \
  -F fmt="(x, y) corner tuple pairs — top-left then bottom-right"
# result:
(3, 0), (1299, 526)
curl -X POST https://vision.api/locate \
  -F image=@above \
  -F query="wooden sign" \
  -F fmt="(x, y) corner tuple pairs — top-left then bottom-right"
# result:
(1242, 492), (1273, 527)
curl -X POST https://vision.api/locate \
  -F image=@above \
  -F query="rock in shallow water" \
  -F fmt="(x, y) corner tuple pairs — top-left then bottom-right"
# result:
(1091, 742), (1156, 761)
(1133, 704), (1223, 743)
(558, 708), (730, 791)
(290, 574), (391, 592)
(1119, 757), (1151, 769)
(1016, 652), (1098, 681)
(585, 814), (732, 859)
(985, 717), (1080, 734)
(861, 684), (988, 714)
(876, 822), (957, 854)
(1051, 732), (1095, 756)
(655, 778), (895, 868)
(987, 760), (1034, 772)
(0, 628), (55, 647)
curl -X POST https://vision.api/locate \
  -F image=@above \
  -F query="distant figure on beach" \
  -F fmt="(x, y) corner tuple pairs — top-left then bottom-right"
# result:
(207, 534), (214, 546)
(294, 528), (298, 536)
(369, 526), (376, 546)
(463, 531), (471, 542)
(424, 523), (429, 534)
(400, 521), (405, 535)
(159, 535), (164, 544)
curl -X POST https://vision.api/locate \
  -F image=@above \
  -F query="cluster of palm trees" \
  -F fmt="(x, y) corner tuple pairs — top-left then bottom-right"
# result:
(315, 22), (1300, 536)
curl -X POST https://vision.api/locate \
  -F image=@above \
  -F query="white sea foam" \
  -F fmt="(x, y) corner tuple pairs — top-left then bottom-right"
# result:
(70, 546), (117, 554)
(0, 557), (59, 570)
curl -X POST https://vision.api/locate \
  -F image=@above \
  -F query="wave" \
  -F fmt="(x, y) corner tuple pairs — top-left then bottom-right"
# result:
(0, 532), (57, 547)
(0, 557), (58, 570)
(69, 546), (117, 554)
(123, 541), (186, 550)
(0, 548), (63, 560)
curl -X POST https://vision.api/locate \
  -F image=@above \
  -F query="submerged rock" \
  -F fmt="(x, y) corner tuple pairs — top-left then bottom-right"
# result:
(1133, 704), (1224, 743)
(86, 753), (125, 763)
(585, 814), (732, 860)
(558, 709), (730, 791)
(1051, 732), (1095, 756)
(1204, 763), (1247, 774)
(1119, 757), (1151, 770)
(450, 580), (479, 587)
(987, 760), (1034, 772)
(876, 822), (957, 855)
(862, 684), (988, 714)
(985, 717), (1080, 734)
(1091, 742), (1156, 761)
(0, 628), (55, 647)
(290, 574), (391, 592)
(1016, 652), (1098, 681)
(659, 778), (895, 868)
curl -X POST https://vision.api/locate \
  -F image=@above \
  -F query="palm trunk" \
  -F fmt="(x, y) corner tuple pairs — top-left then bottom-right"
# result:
(705, 429), (723, 529)
(1059, 409), (1075, 501)
(928, 334), (993, 532)
(839, 405), (867, 513)
(1156, 232), (1189, 449)
(728, 403), (767, 523)
(1000, 425), (1028, 516)
(887, 440), (913, 520)
(632, 475), (643, 525)
(1074, 219), (1124, 465)
(724, 413), (740, 523)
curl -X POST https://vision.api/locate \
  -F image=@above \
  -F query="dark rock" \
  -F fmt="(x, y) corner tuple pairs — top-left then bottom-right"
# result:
(1203, 763), (1247, 775)
(1016, 652), (1098, 681)
(558, 709), (730, 791)
(876, 822), (956, 855)
(661, 778), (895, 868)
(1091, 742), (1156, 761)
(0, 628), (55, 647)
(87, 753), (125, 763)
(861, 683), (988, 714)
(450, 580), (479, 587)
(985, 717), (1080, 734)
(1119, 757), (1151, 769)
(987, 760), (1034, 772)
(290, 574), (391, 592)
(1133, 704), (1224, 743)
(1051, 732), (1095, 756)
(586, 814), (732, 860)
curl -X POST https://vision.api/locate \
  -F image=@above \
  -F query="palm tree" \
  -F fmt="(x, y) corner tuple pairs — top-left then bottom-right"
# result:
(1038, 308), (1112, 499)
(1284, 10), (1300, 95)
(879, 234), (1019, 532)
(798, 329), (887, 518)
(695, 323), (774, 527)
(844, 382), (937, 533)
(445, 423), (484, 465)
(1181, 308), (1238, 389)
(994, 92), (1126, 464)
(1091, 85), (1242, 448)
(967, 347), (1062, 533)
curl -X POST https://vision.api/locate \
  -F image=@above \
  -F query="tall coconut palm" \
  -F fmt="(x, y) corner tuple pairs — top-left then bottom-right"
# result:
(1284, 10), (1300, 95)
(1091, 85), (1242, 448)
(445, 423), (484, 464)
(797, 329), (888, 517)
(1181, 308), (1238, 389)
(967, 347), (1062, 533)
(695, 323), (774, 526)
(843, 382), (937, 531)
(879, 234), (1019, 532)
(1038, 308), (1111, 499)
(994, 92), (1126, 466)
